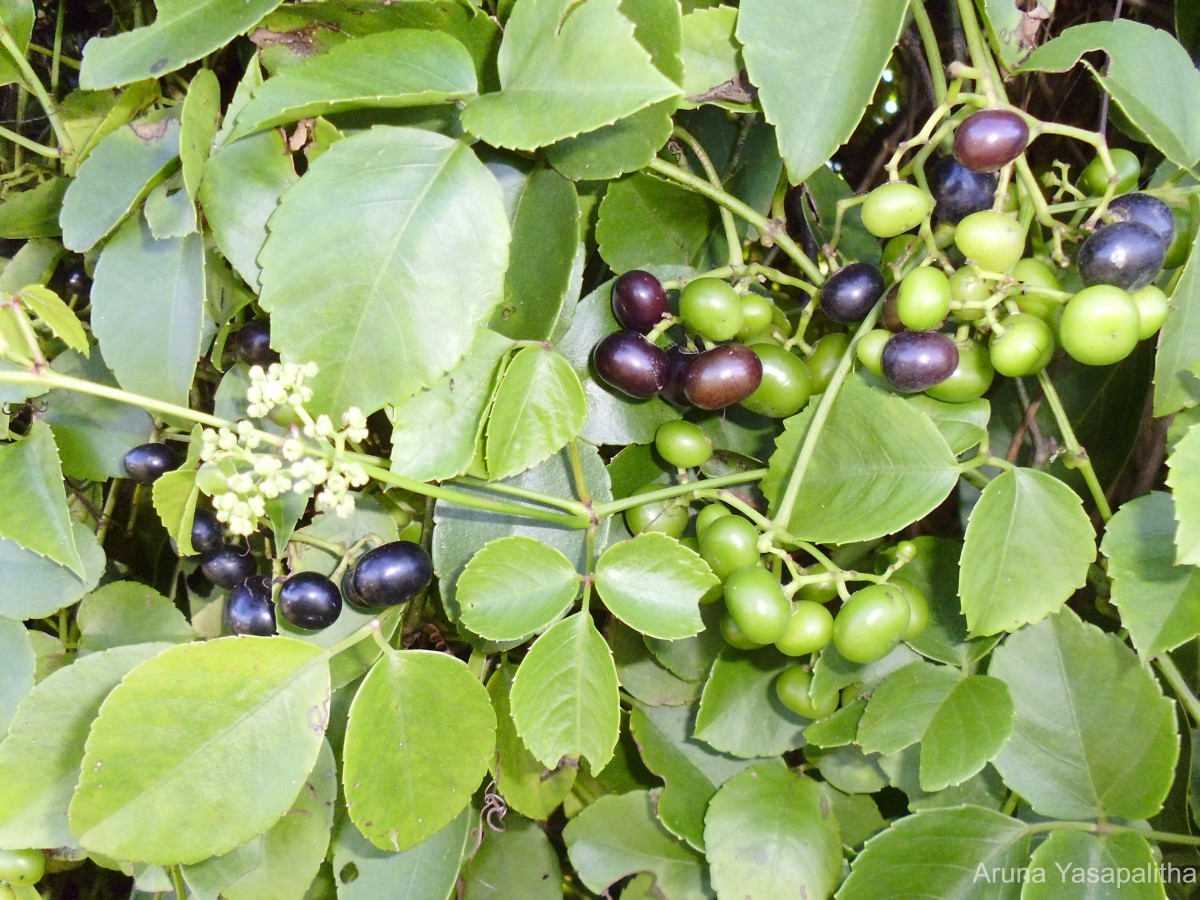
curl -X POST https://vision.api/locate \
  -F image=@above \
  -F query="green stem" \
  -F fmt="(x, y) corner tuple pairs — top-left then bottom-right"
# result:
(772, 303), (883, 530)
(673, 126), (744, 269)
(1154, 653), (1200, 725)
(1024, 818), (1200, 849)
(592, 469), (768, 518)
(0, 23), (74, 158)
(954, 0), (1000, 103)
(1034, 370), (1113, 521)
(648, 156), (824, 287)
(567, 439), (593, 508)
(0, 123), (60, 159)
(910, 0), (947, 104)
(170, 864), (187, 899)
(456, 474), (589, 516)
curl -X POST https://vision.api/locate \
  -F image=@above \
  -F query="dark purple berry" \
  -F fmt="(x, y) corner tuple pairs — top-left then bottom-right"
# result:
(278, 572), (343, 630)
(225, 576), (276, 636)
(928, 157), (998, 224)
(819, 263), (886, 324)
(1077, 221), (1165, 293)
(122, 443), (177, 484)
(683, 344), (764, 410)
(1106, 194), (1175, 247)
(612, 271), (669, 333)
(347, 541), (433, 609)
(660, 346), (697, 407)
(190, 509), (225, 557)
(881, 331), (959, 392)
(234, 319), (279, 367)
(201, 545), (258, 590)
(953, 109), (1030, 173)
(593, 330), (668, 399)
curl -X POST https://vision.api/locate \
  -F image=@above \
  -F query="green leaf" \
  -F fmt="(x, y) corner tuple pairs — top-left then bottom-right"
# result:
(1102, 491), (1200, 657)
(857, 661), (962, 756)
(611, 620), (702, 707)
(182, 739), (336, 900)
(810, 643), (921, 712)
(13, 285), (87, 353)
(79, 0), (288, 89)
(804, 699), (866, 749)
(562, 790), (709, 897)
(595, 533), (717, 640)
(0, 617), (33, 740)
(200, 61), (298, 291)
(179, 69), (220, 203)
(919, 676), (1014, 793)
(489, 167), (581, 340)
(1155, 223), (1200, 415)
(1023, 829), (1163, 900)
(629, 702), (773, 850)
(389, 328), (512, 482)
(510, 612), (620, 771)
(679, 5), (741, 101)
(0, 0), (34, 88)
(762, 375), (958, 543)
(59, 116), (182, 252)
(1019, 21), (1200, 173)
(976, 0), (1056, 68)
(0, 422), (85, 576)
(152, 469), (199, 557)
(960, 467), (1096, 636)
(332, 809), (471, 900)
(644, 602), (725, 682)
(69, 637), (330, 864)
(487, 663), (576, 820)
(463, 815), (563, 900)
(485, 346), (586, 480)
(838, 806), (1030, 899)
(343, 649), (495, 852)
(596, 172), (722, 274)
(1168, 423), (1200, 564)
(77, 582), (195, 653)
(802, 164), (881, 267)
(457, 536), (581, 641)
(43, 349), (155, 482)
(990, 608), (1179, 820)
(0, 523), (105, 620)
(555, 279), (678, 445)
(694, 648), (806, 757)
(90, 217), (205, 408)
(705, 766), (842, 900)
(0, 177), (69, 239)
(258, 127), (509, 416)
(907, 395), (990, 456)
(461, 0), (679, 151)
(737, 0), (910, 184)
(0, 643), (167, 849)
(231, 30), (477, 139)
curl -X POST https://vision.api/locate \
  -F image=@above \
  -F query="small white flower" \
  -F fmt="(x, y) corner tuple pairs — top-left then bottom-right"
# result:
(282, 440), (305, 462)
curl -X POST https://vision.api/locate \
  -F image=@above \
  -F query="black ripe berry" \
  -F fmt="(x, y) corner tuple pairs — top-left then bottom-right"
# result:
(345, 541), (433, 609)
(612, 271), (669, 334)
(234, 319), (279, 367)
(881, 331), (960, 392)
(122, 443), (177, 484)
(660, 345), (697, 407)
(201, 545), (258, 590)
(277, 572), (343, 630)
(1077, 221), (1166, 293)
(225, 576), (276, 636)
(953, 108), (1030, 173)
(928, 157), (998, 224)
(593, 330), (668, 399)
(819, 263), (886, 324)
(683, 343), (764, 410)
(1106, 193), (1175, 247)
(190, 509), (225, 557)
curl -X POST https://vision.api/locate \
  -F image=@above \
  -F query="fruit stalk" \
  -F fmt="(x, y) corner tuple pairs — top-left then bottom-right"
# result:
(1034, 369), (1113, 521)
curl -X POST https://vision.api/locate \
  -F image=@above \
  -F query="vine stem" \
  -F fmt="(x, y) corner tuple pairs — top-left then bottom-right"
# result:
(1024, 818), (1200, 849)
(771, 303), (883, 531)
(910, 0), (947, 104)
(672, 125), (744, 269)
(647, 156), (825, 287)
(591, 469), (768, 518)
(0, 23), (74, 158)
(0, 123), (59, 159)
(1034, 369), (1113, 521)
(1154, 653), (1200, 725)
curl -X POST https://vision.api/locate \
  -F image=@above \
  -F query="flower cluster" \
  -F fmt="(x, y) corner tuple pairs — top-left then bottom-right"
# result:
(197, 363), (371, 536)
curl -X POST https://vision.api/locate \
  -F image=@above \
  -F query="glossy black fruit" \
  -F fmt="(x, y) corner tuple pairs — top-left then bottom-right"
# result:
(122, 443), (177, 484)
(50, 255), (91, 297)
(201, 545), (258, 589)
(278, 572), (343, 630)
(683, 344), (764, 410)
(190, 509), (225, 557)
(660, 345), (697, 407)
(234, 319), (279, 367)
(928, 157), (998, 224)
(593, 330), (668, 399)
(953, 108), (1030, 172)
(819, 263), (886, 324)
(224, 576), (276, 636)
(1106, 193), (1175, 247)
(1077, 221), (1165, 293)
(346, 541), (433, 608)
(881, 331), (960, 392)
(612, 270), (669, 333)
